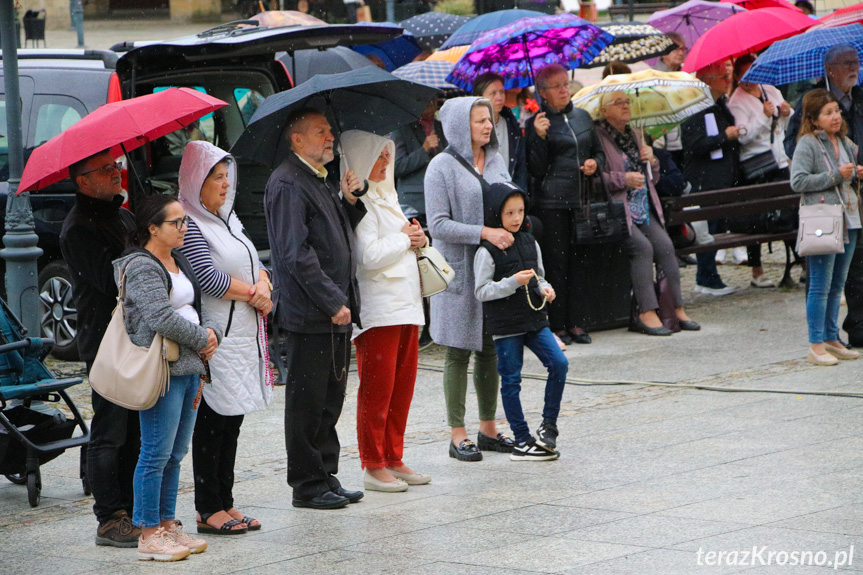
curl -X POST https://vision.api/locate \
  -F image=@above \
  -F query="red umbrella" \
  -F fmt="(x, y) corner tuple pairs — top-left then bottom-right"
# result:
(682, 7), (815, 72)
(720, 0), (801, 11)
(19, 87), (228, 193)
(812, 3), (863, 29)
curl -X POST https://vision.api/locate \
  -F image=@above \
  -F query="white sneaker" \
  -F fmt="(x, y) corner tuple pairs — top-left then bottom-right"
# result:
(698, 285), (738, 296)
(137, 527), (190, 562)
(750, 275), (776, 288)
(732, 246), (748, 265)
(510, 439), (560, 461)
(715, 249), (727, 264)
(165, 521), (207, 554)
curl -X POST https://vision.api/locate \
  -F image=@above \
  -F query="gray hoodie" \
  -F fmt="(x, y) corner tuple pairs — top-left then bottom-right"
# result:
(423, 96), (511, 351)
(113, 250), (222, 376)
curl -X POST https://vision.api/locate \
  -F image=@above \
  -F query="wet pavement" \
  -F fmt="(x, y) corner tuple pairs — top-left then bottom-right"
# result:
(3, 249), (863, 574)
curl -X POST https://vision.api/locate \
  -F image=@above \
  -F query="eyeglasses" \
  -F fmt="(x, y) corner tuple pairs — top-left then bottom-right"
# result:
(607, 99), (631, 108)
(830, 60), (860, 68)
(544, 82), (570, 92)
(161, 216), (190, 230)
(79, 162), (122, 177)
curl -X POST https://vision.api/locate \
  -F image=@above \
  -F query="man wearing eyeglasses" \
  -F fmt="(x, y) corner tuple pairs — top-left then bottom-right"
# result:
(59, 150), (141, 548)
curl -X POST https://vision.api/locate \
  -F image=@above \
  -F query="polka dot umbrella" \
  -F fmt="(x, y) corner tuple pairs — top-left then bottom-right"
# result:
(585, 23), (677, 68)
(399, 12), (471, 52)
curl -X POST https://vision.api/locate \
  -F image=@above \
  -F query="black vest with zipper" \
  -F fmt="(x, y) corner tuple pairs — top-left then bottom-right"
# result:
(480, 231), (549, 336)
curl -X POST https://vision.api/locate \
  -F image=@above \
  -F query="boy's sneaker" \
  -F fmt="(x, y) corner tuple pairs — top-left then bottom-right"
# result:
(165, 520), (207, 554)
(137, 527), (191, 562)
(510, 438), (559, 461)
(536, 420), (559, 449)
(95, 509), (141, 548)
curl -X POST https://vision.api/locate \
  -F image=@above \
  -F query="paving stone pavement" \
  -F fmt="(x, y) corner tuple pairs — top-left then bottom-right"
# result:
(3, 250), (863, 574)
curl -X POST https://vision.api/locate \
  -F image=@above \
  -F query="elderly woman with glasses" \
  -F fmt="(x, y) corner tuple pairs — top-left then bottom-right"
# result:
(526, 63), (605, 346)
(595, 91), (699, 336)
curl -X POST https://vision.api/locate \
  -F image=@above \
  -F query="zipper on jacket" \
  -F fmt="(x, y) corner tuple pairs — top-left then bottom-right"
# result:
(220, 216), (264, 360)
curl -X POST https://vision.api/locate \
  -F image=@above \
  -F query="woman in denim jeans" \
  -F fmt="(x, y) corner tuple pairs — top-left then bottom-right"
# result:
(113, 195), (222, 561)
(790, 89), (863, 366)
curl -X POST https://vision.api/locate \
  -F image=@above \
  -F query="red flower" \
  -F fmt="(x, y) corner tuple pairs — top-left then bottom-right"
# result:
(524, 98), (540, 113)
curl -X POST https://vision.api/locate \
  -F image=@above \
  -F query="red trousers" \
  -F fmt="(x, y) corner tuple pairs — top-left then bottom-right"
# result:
(354, 324), (419, 470)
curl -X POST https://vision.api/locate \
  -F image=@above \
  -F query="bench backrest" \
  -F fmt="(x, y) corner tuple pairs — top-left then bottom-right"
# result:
(661, 180), (799, 226)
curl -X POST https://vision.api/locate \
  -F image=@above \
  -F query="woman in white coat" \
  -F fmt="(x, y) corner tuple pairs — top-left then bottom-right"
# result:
(340, 130), (431, 492)
(177, 141), (274, 534)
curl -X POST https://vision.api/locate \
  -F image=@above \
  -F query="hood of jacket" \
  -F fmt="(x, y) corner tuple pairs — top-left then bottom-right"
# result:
(339, 130), (397, 203)
(483, 181), (526, 231)
(439, 96), (499, 160)
(178, 141), (237, 225)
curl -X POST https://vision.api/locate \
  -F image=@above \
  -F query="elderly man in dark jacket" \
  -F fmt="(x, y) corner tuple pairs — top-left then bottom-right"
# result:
(391, 97), (446, 220)
(59, 150), (140, 547)
(526, 63), (605, 345)
(682, 59), (741, 296)
(264, 107), (366, 510)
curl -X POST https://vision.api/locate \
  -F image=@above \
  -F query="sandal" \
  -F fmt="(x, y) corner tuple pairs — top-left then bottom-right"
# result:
(196, 512), (248, 535)
(238, 515), (261, 531)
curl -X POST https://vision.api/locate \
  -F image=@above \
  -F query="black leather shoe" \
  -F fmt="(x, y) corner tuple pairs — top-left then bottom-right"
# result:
(291, 491), (349, 509)
(333, 487), (364, 503)
(572, 332), (592, 344)
(629, 319), (673, 336)
(678, 319), (701, 331)
(477, 431), (515, 453)
(555, 330), (573, 345)
(449, 439), (482, 461)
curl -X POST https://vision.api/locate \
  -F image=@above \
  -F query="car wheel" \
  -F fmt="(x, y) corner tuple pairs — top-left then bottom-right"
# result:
(38, 261), (79, 361)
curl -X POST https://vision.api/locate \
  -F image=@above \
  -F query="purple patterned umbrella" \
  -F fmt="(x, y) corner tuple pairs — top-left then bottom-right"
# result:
(446, 14), (614, 92)
(646, 0), (747, 53)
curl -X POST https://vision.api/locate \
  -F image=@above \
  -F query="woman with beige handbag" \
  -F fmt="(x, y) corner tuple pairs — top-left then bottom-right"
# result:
(340, 130), (432, 493)
(791, 89), (863, 366)
(112, 194), (223, 561)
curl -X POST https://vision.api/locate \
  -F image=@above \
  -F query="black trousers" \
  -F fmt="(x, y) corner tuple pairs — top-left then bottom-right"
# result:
(85, 361), (141, 523)
(192, 395), (244, 515)
(533, 207), (582, 332)
(283, 330), (350, 500)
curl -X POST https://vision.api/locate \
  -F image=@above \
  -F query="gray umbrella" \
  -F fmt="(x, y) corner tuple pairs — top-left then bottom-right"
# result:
(278, 47), (375, 86)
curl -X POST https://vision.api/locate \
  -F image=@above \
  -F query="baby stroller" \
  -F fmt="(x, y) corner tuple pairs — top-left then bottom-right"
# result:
(0, 297), (89, 507)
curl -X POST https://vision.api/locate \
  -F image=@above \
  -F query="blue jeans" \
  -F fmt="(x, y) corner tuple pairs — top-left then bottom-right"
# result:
(807, 229), (859, 344)
(494, 328), (569, 443)
(133, 374), (200, 528)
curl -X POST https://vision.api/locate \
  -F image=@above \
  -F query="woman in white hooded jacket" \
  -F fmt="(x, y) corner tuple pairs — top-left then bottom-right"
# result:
(340, 130), (431, 492)
(177, 141), (274, 534)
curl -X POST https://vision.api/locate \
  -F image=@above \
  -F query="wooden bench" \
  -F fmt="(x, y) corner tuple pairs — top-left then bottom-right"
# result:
(608, 2), (673, 21)
(660, 180), (803, 287)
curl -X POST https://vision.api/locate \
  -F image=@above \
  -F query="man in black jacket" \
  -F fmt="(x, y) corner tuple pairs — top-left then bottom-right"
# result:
(59, 150), (140, 547)
(682, 59), (741, 296)
(265, 108), (366, 510)
(526, 64), (605, 345)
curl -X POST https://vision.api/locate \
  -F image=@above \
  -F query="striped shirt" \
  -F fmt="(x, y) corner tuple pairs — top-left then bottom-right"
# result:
(179, 218), (265, 299)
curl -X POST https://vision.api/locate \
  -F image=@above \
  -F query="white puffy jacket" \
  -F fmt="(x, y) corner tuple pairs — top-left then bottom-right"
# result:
(178, 141), (273, 416)
(340, 130), (425, 338)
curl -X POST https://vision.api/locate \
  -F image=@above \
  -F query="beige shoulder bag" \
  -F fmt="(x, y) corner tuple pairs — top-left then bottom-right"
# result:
(89, 263), (177, 411)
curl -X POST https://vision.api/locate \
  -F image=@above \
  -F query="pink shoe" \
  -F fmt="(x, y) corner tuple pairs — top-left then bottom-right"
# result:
(137, 527), (190, 562)
(165, 521), (207, 554)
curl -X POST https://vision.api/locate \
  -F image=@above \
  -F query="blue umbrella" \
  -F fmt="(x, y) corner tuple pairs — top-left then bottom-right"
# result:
(741, 23), (863, 86)
(438, 8), (546, 50)
(230, 66), (438, 168)
(393, 60), (457, 90)
(352, 22), (422, 72)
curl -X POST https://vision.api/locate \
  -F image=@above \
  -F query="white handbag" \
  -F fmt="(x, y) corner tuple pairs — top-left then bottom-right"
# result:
(796, 202), (845, 256)
(415, 245), (455, 297)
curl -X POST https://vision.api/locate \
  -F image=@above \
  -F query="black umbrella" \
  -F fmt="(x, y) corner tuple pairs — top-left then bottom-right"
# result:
(230, 66), (439, 168)
(586, 22), (676, 68)
(277, 47), (376, 86)
(400, 12), (471, 52)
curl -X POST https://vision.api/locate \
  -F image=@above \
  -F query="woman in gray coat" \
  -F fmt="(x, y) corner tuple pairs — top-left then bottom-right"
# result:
(113, 194), (222, 561)
(425, 96), (515, 461)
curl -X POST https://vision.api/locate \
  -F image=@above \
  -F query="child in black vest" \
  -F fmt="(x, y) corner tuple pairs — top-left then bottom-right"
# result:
(474, 183), (569, 461)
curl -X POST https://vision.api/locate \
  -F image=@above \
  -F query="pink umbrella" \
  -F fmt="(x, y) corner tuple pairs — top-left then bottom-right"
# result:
(682, 7), (815, 73)
(811, 2), (863, 29)
(720, 0), (802, 11)
(647, 0), (747, 53)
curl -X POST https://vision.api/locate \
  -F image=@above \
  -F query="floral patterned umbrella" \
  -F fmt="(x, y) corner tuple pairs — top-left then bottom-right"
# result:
(586, 23), (677, 68)
(573, 69), (713, 138)
(446, 14), (614, 92)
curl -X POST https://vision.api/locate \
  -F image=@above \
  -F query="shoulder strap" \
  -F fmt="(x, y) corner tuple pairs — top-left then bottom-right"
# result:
(443, 147), (491, 193)
(815, 138), (847, 208)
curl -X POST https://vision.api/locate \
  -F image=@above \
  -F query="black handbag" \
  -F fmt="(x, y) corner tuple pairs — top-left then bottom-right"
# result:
(740, 150), (779, 183)
(573, 171), (629, 245)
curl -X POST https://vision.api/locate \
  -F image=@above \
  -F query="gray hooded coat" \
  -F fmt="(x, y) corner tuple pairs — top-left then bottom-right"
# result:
(424, 97), (512, 351)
